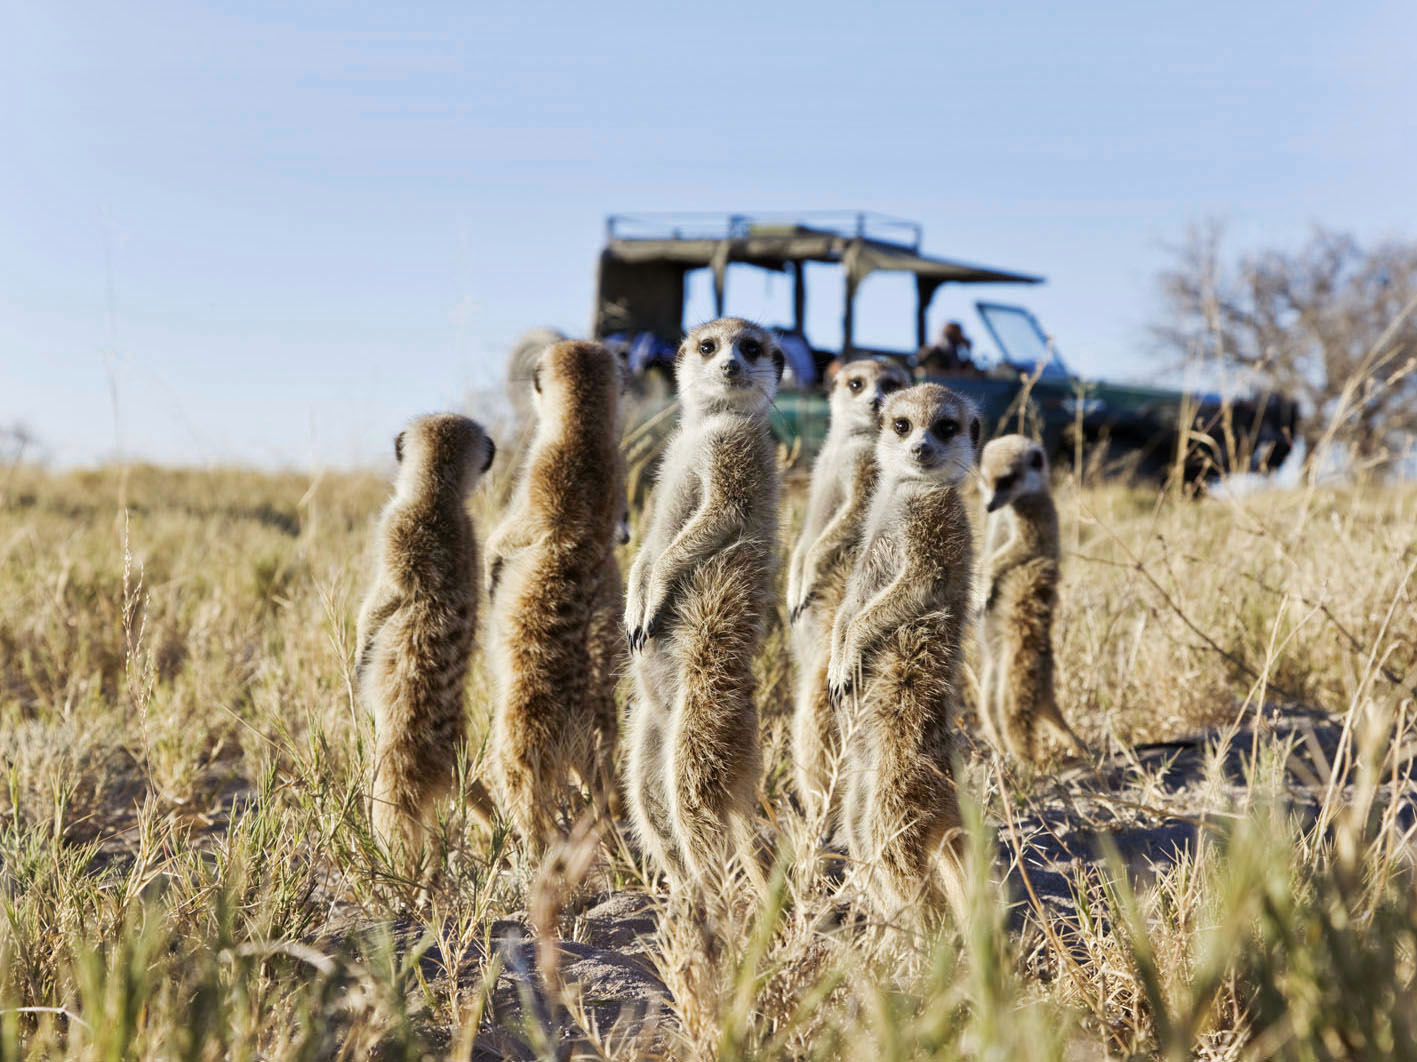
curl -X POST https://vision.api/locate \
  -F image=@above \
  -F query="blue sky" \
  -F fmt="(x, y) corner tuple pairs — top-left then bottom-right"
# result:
(3, 1), (1414, 467)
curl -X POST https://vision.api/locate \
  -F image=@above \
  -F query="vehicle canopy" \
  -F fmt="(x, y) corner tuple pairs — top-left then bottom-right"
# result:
(593, 211), (1043, 362)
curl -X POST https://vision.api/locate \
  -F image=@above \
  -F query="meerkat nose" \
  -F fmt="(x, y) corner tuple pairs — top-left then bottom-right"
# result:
(721, 359), (742, 379)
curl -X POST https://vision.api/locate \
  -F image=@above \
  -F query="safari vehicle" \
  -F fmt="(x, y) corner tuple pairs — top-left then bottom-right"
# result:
(591, 211), (1298, 480)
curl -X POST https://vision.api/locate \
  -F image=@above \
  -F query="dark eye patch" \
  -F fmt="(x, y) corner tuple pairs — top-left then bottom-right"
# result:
(995, 473), (1017, 491)
(931, 418), (958, 439)
(879, 378), (902, 394)
(698, 338), (717, 356)
(893, 417), (911, 436)
(740, 338), (761, 359)
(1029, 449), (1044, 470)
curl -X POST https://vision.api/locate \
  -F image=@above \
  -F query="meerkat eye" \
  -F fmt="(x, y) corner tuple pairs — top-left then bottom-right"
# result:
(893, 417), (911, 437)
(698, 338), (716, 356)
(996, 473), (1017, 491)
(740, 338), (761, 359)
(879, 378), (902, 394)
(848, 377), (863, 393)
(1030, 450), (1044, 470)
(932, 418), (959, 439)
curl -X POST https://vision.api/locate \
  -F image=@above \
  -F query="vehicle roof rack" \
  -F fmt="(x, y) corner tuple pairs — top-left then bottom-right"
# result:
(607, 211), (924, 251)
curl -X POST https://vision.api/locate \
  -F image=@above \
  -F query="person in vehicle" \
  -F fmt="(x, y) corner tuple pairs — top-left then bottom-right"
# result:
(914, 321), (974, 376)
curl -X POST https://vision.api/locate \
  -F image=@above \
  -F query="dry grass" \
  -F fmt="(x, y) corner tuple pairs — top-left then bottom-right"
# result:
(0, 443), (1414, 1057)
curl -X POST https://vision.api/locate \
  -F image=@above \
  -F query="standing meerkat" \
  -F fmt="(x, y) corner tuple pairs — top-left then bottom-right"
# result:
(623, 317), (783, 890)
(827, 383), (980, 919)
(978, 435), (1084, 764)
(484, 340), (626, 853)
(786, 357), (910, 825)
(357, 413), (496, 862)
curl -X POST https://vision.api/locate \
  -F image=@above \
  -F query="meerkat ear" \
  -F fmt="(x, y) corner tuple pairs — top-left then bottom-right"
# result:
(770, 342), (785, 383)
(969, 417), (982, 452)
(394, 431), (406, 464)
(1030, 448), (1044, 470)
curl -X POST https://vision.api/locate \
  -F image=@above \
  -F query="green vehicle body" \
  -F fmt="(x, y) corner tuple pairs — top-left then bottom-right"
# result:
(589, 212), (1298, 479)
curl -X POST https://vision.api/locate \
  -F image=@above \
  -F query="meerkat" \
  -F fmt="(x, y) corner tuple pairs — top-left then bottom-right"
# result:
(977, 435), (1084, 764)
(826, 383), (980, 920)
(484, 340), (626, 853)
(356, 413), (496, 863)
(786, 357), (910, 826)
(622, 317), (783, 891)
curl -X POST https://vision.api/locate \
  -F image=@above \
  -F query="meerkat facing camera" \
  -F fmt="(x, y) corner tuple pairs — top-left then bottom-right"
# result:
(978, 434), (1084, 765)
(623, 317), (783, 892)
(786, 357), (910, 826)
(827, 383), (980, 920)
(484, 340), (626, 853)
(357, 413), (496, 863)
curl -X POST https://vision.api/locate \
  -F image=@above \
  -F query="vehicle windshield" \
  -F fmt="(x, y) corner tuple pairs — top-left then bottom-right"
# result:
(976, 302), (1069, 379)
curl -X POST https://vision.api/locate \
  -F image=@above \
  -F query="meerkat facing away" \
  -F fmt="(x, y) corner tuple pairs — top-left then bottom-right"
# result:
(357, 413), (496, 863)
(786, 357), (910, 826)
(484, 340), (626, 853)
(827, 383), (980, 920)
(623, 317), (783, 891)
(978, 435), (1084, 765)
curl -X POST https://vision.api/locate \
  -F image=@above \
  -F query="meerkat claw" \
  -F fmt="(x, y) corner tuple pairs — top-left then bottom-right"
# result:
(790, 589), (816, 624)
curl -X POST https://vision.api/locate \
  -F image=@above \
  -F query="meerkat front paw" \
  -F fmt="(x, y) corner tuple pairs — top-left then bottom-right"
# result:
(624, 581), (657, 653)
(788, 583), (818, 624)
(624, 599), (644, 652)
(634, 588), (670, 650)
(827, 652), (858, 705)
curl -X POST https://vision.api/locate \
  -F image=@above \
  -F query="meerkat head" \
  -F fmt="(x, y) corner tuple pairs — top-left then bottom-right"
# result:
(830, 356), (911, 435)
(876, 383), (981, 486)
(529, 340), (621, 435)
(980, 434), (1049, 512)
(394, 413), (495, 499)
(676, 318), (784, 417)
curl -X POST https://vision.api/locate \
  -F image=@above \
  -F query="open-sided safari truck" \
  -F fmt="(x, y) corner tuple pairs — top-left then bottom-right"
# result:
(590, 211), (1298, 480)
